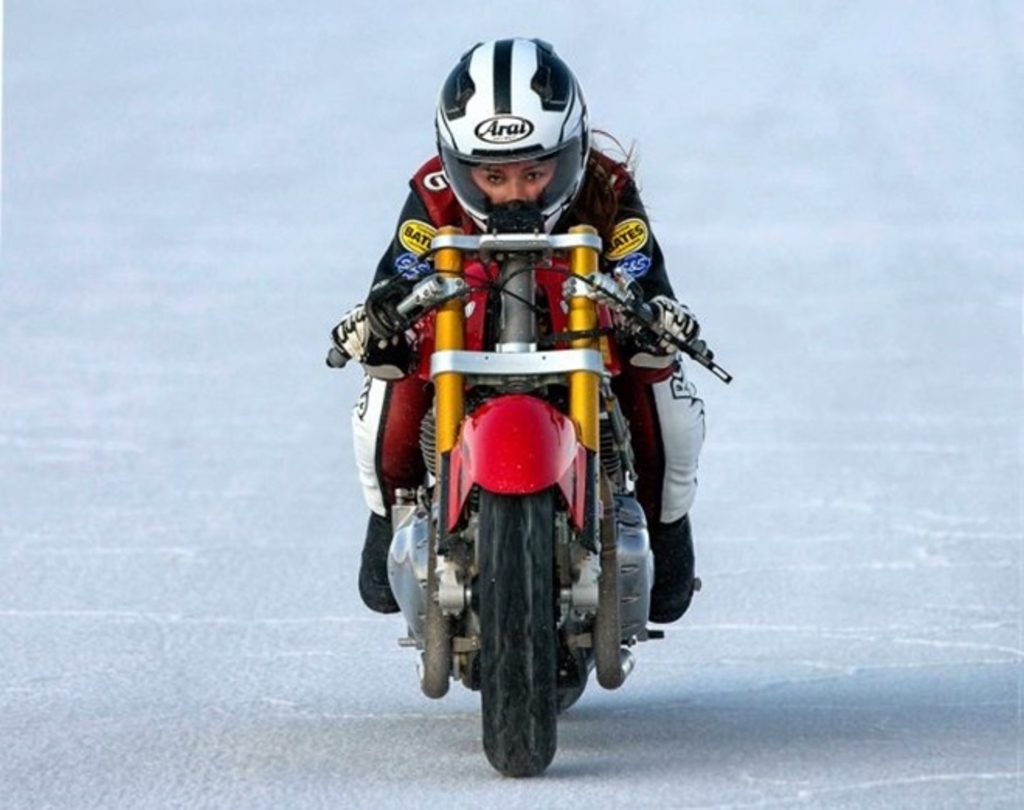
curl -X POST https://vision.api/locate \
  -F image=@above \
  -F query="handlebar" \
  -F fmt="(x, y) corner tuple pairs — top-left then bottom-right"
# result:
(568, 272), (733, 384)
(396, 275), (469, 318)
(329, 260), (732, 385)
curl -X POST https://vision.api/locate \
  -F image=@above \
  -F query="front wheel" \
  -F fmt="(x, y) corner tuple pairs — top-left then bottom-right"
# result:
(477, 488), (558, 777)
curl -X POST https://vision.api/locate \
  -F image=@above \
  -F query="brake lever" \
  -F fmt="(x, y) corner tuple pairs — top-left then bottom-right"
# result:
(675, 337), (733, 384)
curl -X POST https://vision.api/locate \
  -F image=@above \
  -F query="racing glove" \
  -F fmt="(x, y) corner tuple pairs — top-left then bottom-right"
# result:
(330, 304), (372, 365)
(364, 277), (414, 340)
(328, 302), (410, 380)
(627, 295), (700, 370)
(648, 295), (700, 349)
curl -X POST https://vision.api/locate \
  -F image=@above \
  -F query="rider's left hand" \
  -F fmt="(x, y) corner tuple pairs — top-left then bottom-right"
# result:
(648, 295), (700, 350)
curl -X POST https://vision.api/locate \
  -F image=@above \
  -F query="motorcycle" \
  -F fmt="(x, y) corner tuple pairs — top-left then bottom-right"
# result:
(328, 218), (730, 777)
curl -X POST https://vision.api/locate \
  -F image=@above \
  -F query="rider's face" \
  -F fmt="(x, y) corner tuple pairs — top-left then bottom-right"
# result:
(469, 159), (556, 206)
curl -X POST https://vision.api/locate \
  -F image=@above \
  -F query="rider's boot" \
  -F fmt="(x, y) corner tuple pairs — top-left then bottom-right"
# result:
(358, 512), (400, 614)
(648, 513), (698, 624)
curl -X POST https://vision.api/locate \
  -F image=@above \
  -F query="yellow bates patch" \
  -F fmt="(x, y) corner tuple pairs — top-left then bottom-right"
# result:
(399, 219), (437, 256)
(605, 218), (649, 261)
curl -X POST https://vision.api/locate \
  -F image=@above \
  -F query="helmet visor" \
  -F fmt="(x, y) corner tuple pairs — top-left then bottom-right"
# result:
(440, 135), (586, 227)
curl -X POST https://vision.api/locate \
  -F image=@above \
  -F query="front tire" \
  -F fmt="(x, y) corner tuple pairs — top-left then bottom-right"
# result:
(477, 488), (558, 777)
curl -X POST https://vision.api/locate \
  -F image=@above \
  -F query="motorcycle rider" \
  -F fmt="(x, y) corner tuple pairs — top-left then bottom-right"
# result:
(331, 38), (706, 625)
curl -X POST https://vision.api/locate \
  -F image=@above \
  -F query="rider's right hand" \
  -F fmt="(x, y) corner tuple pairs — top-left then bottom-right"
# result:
(329, 300), (413, 380)
(330, 303), (372, 364)
(365, 277), (414, 339)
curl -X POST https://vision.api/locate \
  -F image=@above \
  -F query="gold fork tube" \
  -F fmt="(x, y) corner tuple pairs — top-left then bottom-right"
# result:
(567, 225), (601, 452)
(431, 227), (465, 457)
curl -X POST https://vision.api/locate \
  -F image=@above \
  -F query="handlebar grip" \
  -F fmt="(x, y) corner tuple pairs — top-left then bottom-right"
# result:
(326, 346), (349, 369)
(633, 300), (655, 327)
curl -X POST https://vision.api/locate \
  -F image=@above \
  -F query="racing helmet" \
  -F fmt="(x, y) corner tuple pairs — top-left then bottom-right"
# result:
(435, 38), (590, 232)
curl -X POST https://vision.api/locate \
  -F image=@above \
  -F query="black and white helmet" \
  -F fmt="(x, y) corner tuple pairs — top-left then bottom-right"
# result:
(435, 38), (590, 232)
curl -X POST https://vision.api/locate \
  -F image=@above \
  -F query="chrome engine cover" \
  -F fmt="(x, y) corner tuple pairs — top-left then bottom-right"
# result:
(387, 502), (430, 643)
(387, 494), (653, 647)
(612, 494), (654, 641)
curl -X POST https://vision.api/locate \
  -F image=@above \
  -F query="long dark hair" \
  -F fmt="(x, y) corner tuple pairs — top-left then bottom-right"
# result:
(571, 130), (638, 246)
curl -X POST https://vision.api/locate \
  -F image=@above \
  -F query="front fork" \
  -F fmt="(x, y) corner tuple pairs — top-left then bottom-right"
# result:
(565, 227), (630, 687)
(431, 227), (467, 551)
(415, 227), (465, 699)
(432, 224), (604, 543)
(566, 225), (602, 551)
(418, 226), (614, 696)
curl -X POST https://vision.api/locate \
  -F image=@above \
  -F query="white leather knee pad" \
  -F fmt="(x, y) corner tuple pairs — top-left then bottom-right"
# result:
(351, 375), (388, 517)
(651, 362), (705, 523)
